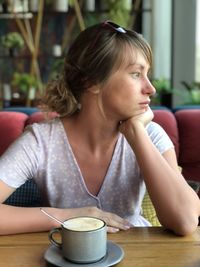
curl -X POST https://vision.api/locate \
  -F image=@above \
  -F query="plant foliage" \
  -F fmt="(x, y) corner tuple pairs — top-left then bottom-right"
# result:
(1, 32), (24, 49)
(11, 72), (38, 93)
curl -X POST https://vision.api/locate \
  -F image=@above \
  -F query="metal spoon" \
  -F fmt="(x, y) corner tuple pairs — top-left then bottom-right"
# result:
(40, 208), (64, 226)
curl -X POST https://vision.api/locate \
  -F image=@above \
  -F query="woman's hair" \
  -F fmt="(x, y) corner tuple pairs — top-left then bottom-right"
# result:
(41, 21), (152, 117)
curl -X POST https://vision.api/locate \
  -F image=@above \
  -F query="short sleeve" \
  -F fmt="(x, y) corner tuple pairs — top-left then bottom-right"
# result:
(0, 126), (40, 188)
(146, 121), (174, 154)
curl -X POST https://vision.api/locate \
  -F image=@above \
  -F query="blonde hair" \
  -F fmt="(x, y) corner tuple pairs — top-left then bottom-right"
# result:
(41, 22), (152, 117)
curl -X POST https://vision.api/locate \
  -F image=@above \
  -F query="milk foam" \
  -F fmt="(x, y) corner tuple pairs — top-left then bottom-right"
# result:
(63, 217), (104, 231)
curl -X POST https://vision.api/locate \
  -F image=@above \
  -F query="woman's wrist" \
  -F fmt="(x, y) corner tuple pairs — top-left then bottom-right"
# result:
(120, 120), (146, 143)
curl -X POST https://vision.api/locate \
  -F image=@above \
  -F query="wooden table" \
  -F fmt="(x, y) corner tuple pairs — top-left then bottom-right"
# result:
(0, 227), (200, 267)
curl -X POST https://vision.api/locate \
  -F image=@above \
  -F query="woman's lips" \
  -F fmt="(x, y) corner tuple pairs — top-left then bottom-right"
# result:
(139, 101), (150, 106)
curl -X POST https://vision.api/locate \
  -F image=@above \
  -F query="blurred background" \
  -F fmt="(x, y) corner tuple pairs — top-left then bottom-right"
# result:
(0, 0), (199, 109)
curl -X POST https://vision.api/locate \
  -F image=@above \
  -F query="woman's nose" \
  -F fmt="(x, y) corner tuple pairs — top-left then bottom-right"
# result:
(143, 79), (156, 96)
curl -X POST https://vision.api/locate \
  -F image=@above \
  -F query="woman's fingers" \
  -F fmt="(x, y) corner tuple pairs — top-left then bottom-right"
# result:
(101, 211), (131, 230)
(84, 207), (131, 230)
(66, 206), (131, 231)
(106, 226), (120, 233)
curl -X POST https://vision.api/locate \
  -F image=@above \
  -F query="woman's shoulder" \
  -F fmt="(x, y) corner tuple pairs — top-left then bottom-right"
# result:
(26, 117), (62, 133)
(23, 117), (64, 143)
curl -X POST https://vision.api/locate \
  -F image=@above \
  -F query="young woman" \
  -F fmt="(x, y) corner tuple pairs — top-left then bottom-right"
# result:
(0, 21), (199, 235)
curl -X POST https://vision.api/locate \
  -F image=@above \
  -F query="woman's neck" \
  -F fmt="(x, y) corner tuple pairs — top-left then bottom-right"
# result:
(61, 107), (120, 155)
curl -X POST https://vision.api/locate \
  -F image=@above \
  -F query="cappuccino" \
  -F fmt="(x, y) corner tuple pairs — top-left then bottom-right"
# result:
(49, 216), (107, 263)
(63, 217), (105, 231)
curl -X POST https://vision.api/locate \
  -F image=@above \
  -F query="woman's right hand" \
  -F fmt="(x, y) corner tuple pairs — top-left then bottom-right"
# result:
(60, 206), (131, 233)
(119, 107), (154, 144)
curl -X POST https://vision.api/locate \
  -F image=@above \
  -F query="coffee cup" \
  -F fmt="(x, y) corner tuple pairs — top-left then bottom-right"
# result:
(48, 216), (107, 263)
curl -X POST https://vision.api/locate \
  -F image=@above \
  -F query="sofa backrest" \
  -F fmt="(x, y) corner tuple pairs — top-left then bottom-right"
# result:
(175, 109), (200, 182)
(153, 110), (179, 157)
(0, 111), (28, 156)
(0, 110), (179, 156)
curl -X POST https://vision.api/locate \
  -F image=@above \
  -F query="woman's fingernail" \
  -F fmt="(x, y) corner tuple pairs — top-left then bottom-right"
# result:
(112, 228), (119, 233)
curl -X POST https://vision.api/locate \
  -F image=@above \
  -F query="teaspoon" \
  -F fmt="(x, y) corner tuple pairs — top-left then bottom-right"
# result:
(40, 208), (65, 226)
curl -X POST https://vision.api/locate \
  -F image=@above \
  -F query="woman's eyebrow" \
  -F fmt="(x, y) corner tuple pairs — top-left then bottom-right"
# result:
(126, 63), (146, 70)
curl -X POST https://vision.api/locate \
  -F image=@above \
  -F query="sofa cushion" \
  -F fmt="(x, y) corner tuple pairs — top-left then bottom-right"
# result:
(4, 180), (42, 207)
(0, 111), (28, 156)
(175, 109), (200, 181)
(153, 110), (179, 157)
(142, 192), (161, 226)
(25, 111), (58, 126)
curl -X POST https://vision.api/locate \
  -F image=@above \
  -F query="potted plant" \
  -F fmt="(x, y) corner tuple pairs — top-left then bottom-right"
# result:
(85, 0), (95, 12)
(181, 81), (200, 105)
(1, 32), (25, 57)
(11, 72), (39, 106)
(29, 0), (39, 12)
(151, 78), (172, 108)
(53, 0), (68, 12)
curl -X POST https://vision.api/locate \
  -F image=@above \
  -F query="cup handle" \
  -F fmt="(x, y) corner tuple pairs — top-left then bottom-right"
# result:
(48, 227), (62, 248)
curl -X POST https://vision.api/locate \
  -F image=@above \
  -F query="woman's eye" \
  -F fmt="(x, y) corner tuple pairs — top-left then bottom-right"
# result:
(131, 72), (141, 78)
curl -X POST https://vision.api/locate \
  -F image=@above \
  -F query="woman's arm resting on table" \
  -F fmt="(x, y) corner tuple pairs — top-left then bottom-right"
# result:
(120, 108), (200, 236)
(0, 180), (130, 235)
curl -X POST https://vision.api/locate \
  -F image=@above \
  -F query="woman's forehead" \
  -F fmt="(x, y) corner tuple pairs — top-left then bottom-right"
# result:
(116, 46), (150, 70)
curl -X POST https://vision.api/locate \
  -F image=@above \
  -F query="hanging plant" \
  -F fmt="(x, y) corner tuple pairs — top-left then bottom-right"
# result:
(107, 0), (132, 28)
(1, 32), (25, 56)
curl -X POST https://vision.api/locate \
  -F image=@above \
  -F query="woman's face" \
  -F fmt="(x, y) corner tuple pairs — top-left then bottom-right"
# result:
(98, 50), (156, 121)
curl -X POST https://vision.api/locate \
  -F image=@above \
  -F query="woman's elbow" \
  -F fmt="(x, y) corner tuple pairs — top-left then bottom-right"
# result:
(166, 215), (199, 236)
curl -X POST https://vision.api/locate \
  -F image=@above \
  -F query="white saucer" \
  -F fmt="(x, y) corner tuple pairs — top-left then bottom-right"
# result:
(44, 240), (124, 267)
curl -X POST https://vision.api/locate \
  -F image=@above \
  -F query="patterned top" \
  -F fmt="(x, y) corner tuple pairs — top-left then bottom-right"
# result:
(0, 118), (173, 226)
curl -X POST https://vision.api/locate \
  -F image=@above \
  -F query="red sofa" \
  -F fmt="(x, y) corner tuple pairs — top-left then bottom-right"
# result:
(0, 109), (200, 204)
(153, 109), (200, 185)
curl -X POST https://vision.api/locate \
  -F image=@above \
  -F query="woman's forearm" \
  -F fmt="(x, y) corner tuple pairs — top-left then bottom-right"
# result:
(0, 204), (60, 235)
(0, 204), (131, 235)
(125, 123), (200, 235)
